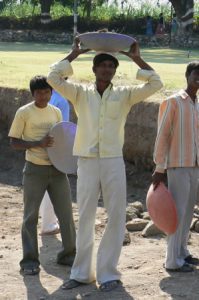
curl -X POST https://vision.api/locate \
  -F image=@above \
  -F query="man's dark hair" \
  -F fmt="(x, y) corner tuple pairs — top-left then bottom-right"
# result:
(93, 53), (119, 69)
(29, 75), (52, 95)
(185, 61), (199, 78)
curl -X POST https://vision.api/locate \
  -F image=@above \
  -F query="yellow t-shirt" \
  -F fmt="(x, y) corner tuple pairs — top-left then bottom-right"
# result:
(8, 101), (62, 165)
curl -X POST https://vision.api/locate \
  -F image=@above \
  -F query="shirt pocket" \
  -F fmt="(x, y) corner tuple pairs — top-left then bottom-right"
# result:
(106, 100), (121, 119)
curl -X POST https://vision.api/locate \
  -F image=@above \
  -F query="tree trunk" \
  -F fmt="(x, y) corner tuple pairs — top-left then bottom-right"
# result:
(170, 0), (194, 35)
(83, 0), (92, 19)
(40, 0), (53, 24)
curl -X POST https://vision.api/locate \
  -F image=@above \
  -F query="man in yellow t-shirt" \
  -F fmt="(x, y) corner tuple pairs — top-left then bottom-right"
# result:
(9, 75), (76, 275)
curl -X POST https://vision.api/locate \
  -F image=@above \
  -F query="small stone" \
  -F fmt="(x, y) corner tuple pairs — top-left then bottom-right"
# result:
(188, 232), (192, 244)
(194, 221), (199, 233)
(131, 201), (144, 213)
(82, 292), (91, 297)
(95, 219), (101, 225)
(142, 221), (165, 237)
(126, 211), (138, 222)
(127, 265), (133, 269)
(190, 218), (198, 230)
(141, 211), (151, 220)
(0, 255), (3, 258)
(1, 236), (5, 239)
(134, 265), (140, 269)
(123, 230), (131, 246)
(126, 204), (141, 221)
(126, 218), (149, 232)
(194, 205), (199, 215)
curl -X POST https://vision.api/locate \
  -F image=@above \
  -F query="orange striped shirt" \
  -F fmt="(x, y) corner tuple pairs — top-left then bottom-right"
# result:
(154, 90), (199, 173)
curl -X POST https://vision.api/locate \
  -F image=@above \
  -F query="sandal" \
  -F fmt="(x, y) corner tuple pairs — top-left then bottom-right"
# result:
(185, 255), (199, 265)
(99, 280), (122, 292)
(20, 267), (40, 275)
(61, 279), (84, 290)
(165, 262), (194, 273)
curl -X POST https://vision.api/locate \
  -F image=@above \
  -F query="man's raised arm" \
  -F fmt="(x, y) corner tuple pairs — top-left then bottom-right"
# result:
(47, 38), (90, 105)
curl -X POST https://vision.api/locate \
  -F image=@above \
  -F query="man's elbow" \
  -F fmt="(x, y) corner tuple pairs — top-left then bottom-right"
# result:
(150, 80), (163, 95)
(155, 79), (164, 91)
(47, 72), (54, 87)
(159, 80), (164, 90)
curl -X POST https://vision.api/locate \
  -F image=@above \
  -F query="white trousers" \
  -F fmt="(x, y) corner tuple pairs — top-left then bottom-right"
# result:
(165, 167), (199, 269)
(70, 157), (126, 284)
(39, 191), (59, 233)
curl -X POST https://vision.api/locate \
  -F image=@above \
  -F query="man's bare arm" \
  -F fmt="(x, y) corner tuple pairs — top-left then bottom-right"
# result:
(10, 136), (54, 150)
(120, 41), (153, 71)
(62, 37), (90, 63)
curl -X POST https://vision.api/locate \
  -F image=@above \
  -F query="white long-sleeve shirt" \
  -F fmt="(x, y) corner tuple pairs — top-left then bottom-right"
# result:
(47, 60), (163, 158)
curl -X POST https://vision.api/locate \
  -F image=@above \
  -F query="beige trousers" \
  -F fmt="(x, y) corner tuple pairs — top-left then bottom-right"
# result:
(70, 157), (126, 284)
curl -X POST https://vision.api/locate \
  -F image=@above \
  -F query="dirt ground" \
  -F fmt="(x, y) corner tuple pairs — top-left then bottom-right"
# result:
(1, 139), (199, 300)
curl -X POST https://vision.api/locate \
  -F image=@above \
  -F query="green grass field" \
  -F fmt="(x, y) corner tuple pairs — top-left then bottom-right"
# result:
(0, 42), (199, 92)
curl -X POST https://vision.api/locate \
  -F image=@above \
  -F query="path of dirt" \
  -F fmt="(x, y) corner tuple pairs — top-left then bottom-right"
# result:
(1, 139), (199, 300)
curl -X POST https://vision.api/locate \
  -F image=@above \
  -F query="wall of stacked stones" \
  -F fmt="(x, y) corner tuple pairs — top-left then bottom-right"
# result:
(0, 30), (199, 47)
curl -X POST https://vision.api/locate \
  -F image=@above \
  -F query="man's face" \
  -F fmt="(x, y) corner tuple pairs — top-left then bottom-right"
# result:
(93, 60), (116, 82)
(33, 88), (52, 107)
(187, 69), (199, 90)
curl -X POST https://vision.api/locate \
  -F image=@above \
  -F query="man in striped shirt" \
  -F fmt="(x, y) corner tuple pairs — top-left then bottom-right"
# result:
(153, 61), (199, 272)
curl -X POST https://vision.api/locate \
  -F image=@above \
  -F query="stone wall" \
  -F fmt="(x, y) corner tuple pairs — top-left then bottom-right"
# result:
(0, 29), (199, 47)
(0, 87), (158, 170)
(0, 30), (73, 44)
(123, 100), (159, 171)
(0, 87), (77, 129)
(0, 87), (31, 132)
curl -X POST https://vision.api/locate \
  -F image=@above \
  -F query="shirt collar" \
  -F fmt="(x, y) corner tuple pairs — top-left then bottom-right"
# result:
(178, 89), (198, 104)
(94, 82), (113, 92)
(178, 89), (189, 100)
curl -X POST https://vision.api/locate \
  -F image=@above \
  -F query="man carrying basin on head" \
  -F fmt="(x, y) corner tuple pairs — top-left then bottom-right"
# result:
(47, 37), (163, 291)
(153, 61), (199, 272)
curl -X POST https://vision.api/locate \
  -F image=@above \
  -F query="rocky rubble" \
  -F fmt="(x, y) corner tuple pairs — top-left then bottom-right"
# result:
(125, 201), (199, 238)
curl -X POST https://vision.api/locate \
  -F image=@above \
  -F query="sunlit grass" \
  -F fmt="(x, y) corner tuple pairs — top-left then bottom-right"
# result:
(0, 42), (198, 94)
